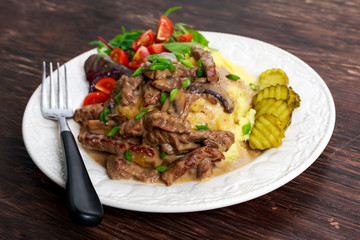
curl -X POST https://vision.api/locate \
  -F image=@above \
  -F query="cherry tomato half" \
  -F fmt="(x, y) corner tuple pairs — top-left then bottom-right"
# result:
(147, 43), (169, 54)
(131, 29), (155, 51)
(109, 47), (129, 66)
(155, 16), (174, 43)
(128, 46), (150, 69)
(94, 77), (116, 95)
(82, 91), (109, 106)
(176, 33), (193, 42)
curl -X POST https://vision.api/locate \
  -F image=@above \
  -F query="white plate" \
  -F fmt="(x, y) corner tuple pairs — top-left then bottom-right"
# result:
(22, 32), (335, 213)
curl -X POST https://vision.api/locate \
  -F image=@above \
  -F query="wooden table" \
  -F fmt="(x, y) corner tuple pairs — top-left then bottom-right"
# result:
(1, 0), (359, 239)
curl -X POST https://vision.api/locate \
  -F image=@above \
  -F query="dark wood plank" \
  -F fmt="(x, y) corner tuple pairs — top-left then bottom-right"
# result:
(0, 0), (359, 239)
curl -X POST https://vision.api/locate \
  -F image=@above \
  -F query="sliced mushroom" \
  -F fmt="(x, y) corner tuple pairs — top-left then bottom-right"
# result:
(187, 82), (235, 113)
(161, 89), (186, 116)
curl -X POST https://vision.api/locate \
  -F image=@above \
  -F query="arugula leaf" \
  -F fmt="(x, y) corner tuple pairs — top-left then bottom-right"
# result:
(174, 23), (209, 47)
(110, 29), (144, 50)
(164, 42), (200, 55)
(163, 6), (182, 17)
(187, 29), (209, 47)
(89, 28), (144, 55)
(174, 23), (194, 33)
(164, 23), (212, 55)
(89, 40), (111, 55)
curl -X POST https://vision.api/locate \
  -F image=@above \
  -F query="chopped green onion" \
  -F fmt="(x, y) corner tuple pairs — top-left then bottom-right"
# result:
(148, 54), (177, 72)
(226, 74), (240, 81)
(115, 91), (122, 104)
(163, 6), (182, 17)
(175, 23), (194, 31)
(174, 52), (185, 60)
(132, 67), (143, 77)
(168, 64), (177, 71)
(125, 150), (132, 161)
(169, 88), (178, 102)
(155, 165), (168, 172)
(197, 59), (204, 77)
(249, 83), (260, 91)
(99, 108), (110, 123)
(147, 54), (159, 61)
(149, 62), (169, 71)
(179, 59), (194, 68)
(135, 108), (150, 120)
(195, 125), (209, 130)
(106, 126), (120, 137)
(160, 151), (166, 160)
(182, 79), (191, 89)
(160, 91), (167, 104)
(157, 58), (173, 65)
(242, 123), (252, 135)
(99, 112), (106, 123)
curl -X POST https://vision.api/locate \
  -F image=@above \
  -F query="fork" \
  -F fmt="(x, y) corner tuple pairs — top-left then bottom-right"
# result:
(41, 62), (103, 226)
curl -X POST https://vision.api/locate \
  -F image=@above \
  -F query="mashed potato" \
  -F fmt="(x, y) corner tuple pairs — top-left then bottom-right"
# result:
(186, 52), (259, 162)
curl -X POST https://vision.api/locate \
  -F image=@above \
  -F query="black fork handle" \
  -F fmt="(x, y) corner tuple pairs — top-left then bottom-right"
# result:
(60, 130), (103, 226)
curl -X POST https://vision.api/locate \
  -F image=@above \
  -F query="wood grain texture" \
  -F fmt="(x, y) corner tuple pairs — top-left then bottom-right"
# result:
(0, 0), (359, 239)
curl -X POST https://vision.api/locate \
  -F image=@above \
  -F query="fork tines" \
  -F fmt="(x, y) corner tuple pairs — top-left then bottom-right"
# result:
(41, 62), (69, 111)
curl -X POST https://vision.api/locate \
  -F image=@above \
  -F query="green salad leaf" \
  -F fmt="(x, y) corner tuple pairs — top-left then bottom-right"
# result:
(164, 42), (199, 55)
(89, 27), (144, 55)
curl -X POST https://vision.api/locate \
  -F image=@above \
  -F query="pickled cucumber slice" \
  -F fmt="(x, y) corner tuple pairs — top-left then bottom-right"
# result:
(249, 113), (285, 150)
(259, 69), (289, 88)
(255, 98), (292, 130)
(288, 87), (301, 110)
(252, 84), (290, 106)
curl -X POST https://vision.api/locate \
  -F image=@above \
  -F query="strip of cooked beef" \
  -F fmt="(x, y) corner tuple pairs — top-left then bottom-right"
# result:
(160, 143), (175, 154)
(142, 81), (161, 106)
(119, 74), (145, 106)
(119, 118), (145, 138)
(109, 75), (124, 98)
(86, 113), (128, 135)
(144, 128), (201, 154)
(114, 110), (192, 139)
(188, 130), (235, 152)
(173, 63), (197, 79)
(87, 120), (115, 135)
(78, 131), (140, 155)
(187, 82), (235, 113)
(103, 74), (144, 113)
(74, 103), (104, 126)
(143, 62), (197, 82)
(161, 146), (224, 186)
(144, 110), (191, 134)
(144, 128), (179, 146)
(191, 45), (218, 82)
(107, 155), (159, 183)
(103, 76), (124, 113)
(197, 159), (213, 179)
(144, 128), (234, 153)
(103, 98), (117, 114)
(151, 77), (181, 92)
(104, 113), (128, 125)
